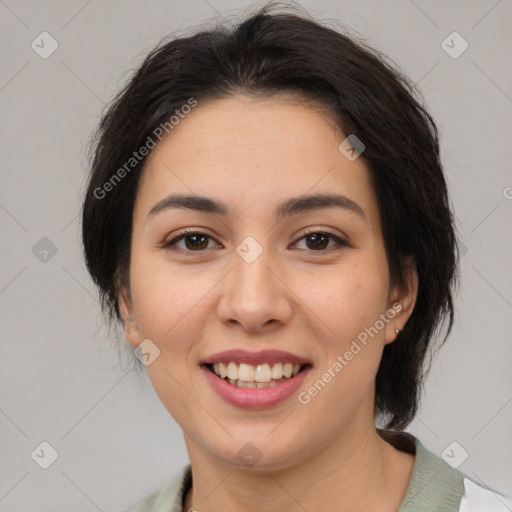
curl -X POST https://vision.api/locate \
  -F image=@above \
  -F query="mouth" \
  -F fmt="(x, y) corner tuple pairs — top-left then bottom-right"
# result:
(199, 350), (313, 408)
(201, 362), (312, 389)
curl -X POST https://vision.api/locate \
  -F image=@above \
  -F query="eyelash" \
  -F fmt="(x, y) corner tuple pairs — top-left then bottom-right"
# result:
(161, 228), (348, 255)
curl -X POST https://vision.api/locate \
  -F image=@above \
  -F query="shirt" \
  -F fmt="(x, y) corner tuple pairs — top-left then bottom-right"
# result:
(122, 433), (510, 512)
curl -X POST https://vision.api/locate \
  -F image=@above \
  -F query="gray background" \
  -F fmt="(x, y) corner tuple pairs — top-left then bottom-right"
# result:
(1, 0), (511, 510)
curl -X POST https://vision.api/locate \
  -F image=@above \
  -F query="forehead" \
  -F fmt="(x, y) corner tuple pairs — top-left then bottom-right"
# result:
(145, 94), (342, 167)
(134, 94), (379, 230)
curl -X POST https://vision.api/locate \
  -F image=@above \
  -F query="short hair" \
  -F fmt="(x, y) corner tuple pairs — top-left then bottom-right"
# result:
(81, 3), (459, 430)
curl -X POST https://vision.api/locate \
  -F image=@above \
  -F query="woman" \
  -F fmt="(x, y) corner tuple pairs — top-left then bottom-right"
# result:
(81, 5), (508, 511)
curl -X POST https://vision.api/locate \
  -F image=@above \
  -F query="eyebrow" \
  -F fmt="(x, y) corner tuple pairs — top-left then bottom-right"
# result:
(146, 192), (367, 224)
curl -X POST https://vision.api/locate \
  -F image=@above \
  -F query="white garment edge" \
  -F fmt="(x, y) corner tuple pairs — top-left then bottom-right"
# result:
(459, 478), (512, 512)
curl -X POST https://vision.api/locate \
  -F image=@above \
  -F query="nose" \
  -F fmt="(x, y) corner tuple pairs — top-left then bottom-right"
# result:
(216, 244), (293, 333)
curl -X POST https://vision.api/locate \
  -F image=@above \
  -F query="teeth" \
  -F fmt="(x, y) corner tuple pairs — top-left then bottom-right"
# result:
(271, 362), (283, 379)
(228, 378), (285, 388)
(226, 362), (238, 380)
(213, 362), (227, 378)
(238, 363), (255, 381)
(255, 364), (272, 382)
(211, 361), (304, 383)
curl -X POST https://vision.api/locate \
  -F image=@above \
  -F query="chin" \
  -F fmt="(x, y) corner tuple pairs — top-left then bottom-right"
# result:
(208, 431), (308, 471)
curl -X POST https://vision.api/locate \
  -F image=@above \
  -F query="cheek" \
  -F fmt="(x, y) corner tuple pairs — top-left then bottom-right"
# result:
(296, 257), (390, 407)
(129, 252), (208, 339)
(299, 257), (389, 337)
(129, 257), (207, 419)
(296, 264), (388, 423)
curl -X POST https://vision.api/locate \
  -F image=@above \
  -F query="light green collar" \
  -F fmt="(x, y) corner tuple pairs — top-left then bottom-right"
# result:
(397, 433), (466, 511)
(127, 432), (467, 511)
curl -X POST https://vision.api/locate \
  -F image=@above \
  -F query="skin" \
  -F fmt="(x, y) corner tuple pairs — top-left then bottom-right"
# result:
(119, 94), (419, 512)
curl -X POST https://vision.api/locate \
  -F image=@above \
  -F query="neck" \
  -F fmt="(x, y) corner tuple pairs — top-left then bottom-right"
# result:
(183, 425), (414, 512)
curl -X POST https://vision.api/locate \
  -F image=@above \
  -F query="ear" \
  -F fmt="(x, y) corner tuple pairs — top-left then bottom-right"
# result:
(118, 286), (140, 348)
(384, 255), (418, 345)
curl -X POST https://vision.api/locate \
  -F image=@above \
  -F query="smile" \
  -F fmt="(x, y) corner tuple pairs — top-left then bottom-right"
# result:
(201, 362), (312, 408)
(206, 362), (307, 388)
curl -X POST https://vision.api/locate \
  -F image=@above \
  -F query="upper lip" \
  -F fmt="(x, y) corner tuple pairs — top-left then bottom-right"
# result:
(200, 349), (312, 366)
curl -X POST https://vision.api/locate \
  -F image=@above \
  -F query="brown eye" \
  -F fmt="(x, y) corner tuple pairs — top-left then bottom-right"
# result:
(181, 233), (210, 250)
(293, 231), (347, 252)
(163, 231), (219, 252)
(305, 233), (330, 250)
(162, 230), (347, 254)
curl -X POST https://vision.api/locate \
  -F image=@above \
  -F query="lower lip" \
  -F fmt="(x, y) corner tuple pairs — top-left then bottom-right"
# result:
(201, 365), (312, 409)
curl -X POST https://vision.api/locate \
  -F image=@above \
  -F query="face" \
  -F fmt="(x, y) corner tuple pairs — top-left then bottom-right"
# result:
(119, 94), (417, 470)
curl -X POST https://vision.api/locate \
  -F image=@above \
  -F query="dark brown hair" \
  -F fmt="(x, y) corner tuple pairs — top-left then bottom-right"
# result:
(81, 3), (459, 430)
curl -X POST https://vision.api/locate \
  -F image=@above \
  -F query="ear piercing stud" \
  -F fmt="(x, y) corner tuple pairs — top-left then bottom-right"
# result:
(395, 328), (400, 334)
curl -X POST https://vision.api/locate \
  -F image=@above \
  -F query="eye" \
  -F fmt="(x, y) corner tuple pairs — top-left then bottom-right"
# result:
(162, 229), (221, 252)
(161, 229), (347, 254)
(292, 230), (347, 253)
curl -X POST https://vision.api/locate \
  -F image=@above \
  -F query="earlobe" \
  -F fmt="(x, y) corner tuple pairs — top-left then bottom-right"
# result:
(118, 288), (139, 347)
(385, 256), (419, 345)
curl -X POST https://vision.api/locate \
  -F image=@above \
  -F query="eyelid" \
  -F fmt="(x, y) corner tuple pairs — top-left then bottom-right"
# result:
(293, 226), (348, 244)
(160, 227), (221, 250)
(291, 228), (348, 253)
(161, 227), (349, 253)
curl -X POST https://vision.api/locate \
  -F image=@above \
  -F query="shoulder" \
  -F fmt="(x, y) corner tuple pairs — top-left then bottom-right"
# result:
(385, 431), (511, 512)
(120, 464), (192, 512)
(119, 448), (512, 512)
(459, 478), (512, 512)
